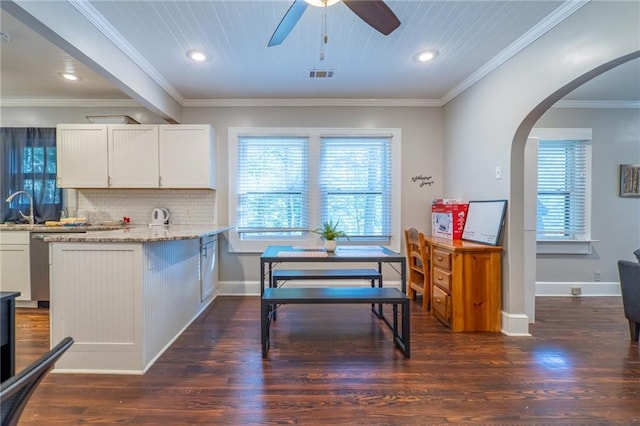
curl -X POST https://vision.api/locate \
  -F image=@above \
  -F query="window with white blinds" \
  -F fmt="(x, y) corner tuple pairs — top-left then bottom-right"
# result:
(228, 128), (401, 253)
(236, 136), (308, 238)
(320, 137), (391, 241)
(537, 139), (589, 240)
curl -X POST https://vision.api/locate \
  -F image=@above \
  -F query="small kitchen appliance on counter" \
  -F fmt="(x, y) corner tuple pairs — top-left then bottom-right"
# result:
(150, 208), (170, 226)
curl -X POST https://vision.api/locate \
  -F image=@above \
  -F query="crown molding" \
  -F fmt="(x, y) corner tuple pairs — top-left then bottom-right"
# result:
(182, 98), (442, 108)
(0, 98), (141, 108)
(68, 0), (184, 105)
(3, 98), (637, 109)
(553, 100), (640, 109)
(440, 0), (590, 105)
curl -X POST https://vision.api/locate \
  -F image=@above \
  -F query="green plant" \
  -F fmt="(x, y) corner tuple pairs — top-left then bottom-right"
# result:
(312, 220), (349, 241)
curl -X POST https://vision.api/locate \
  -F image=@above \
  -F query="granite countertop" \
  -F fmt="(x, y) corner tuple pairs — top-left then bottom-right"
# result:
(0, 224), (124, 232)
(42, 225), (233, 243)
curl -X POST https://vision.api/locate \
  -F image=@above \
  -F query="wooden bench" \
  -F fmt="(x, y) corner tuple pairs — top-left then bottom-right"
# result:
(261, 286), (410, 359)
(270, 268), (382, 288)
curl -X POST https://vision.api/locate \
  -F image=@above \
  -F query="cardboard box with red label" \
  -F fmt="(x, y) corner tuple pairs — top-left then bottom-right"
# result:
(431, 200), (469, 240)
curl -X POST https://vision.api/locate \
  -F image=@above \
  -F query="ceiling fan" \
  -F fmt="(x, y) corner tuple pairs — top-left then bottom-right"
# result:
(268, 0), (401, 47)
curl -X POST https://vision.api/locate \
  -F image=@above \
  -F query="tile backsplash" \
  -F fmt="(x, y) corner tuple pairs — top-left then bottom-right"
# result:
(72, 189), (217, 226)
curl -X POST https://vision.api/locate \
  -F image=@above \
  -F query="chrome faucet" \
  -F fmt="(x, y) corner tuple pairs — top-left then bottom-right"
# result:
(5, 191), (35, 225)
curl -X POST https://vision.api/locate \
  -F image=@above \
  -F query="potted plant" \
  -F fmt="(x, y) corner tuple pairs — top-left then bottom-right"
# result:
(312, 220), (349, 251)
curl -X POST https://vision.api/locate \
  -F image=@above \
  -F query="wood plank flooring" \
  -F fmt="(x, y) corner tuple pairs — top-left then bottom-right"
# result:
(10, 296), (640, 425)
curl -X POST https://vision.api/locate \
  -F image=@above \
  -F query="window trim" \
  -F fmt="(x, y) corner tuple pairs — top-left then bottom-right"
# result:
(530, 128), (593, 255)
(228, 127), (402, 253)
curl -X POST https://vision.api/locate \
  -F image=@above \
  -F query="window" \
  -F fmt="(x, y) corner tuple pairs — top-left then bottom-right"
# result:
(537, 139), (590, 240)
(0, 128), (61, 224)
(21, 146), (60, 205)
(229, 128), (401, 253)
(236, 136), (308, 239)
(531, 128), (592, 254)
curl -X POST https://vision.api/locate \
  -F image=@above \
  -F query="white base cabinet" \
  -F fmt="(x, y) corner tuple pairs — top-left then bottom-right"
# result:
(0, 231), (31, 301)
(56, 124), (216, 189)
(50, 238), (216, 374)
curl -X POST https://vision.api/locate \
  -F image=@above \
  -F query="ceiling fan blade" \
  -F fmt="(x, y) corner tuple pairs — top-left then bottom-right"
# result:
(268, 0), (309, 47)
(343, 0), (400, 36)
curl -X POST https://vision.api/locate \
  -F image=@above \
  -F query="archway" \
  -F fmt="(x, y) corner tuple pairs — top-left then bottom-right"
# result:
(510, 51), (640, 331)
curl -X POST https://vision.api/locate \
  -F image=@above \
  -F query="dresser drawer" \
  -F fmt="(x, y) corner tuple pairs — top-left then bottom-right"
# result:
(432, 285), (451, 325)
(432, 248), (452, 271)
(432, 267), (451, 292)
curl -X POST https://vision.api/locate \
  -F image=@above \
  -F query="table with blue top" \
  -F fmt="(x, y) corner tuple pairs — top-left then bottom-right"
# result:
(260, 245), (409, 358)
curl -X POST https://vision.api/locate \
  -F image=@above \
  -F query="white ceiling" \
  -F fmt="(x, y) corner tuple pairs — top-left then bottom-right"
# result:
(1, 0), (639, 107)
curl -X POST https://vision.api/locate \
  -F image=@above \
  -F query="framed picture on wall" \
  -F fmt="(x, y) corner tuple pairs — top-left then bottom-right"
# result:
(620, 164), (640, 197)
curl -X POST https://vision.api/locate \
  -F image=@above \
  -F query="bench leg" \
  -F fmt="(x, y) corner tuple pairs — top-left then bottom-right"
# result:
(402, 301), (410, 358)
(370, 277), (384, 318)
(261, 299), (270, 358)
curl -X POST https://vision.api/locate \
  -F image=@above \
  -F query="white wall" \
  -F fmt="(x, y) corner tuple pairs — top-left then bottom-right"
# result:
(1, 105), (445, 285)
(442, 1), (640, 334)
(533, 107), (640, 283)
(182, 106), (444, 283)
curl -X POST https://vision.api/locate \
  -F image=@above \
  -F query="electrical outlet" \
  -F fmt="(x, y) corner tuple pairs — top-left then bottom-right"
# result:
(495, 166), (502, 179)
(594, 271), (601, 281)
(571, 287), (582, 296)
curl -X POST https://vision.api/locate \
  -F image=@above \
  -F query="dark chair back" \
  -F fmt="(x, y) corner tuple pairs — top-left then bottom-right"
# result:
(0, 337), (73, 426)
(618, 261), (640, 341)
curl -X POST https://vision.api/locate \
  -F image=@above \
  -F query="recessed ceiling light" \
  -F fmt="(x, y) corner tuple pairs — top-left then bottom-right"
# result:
(60, 73), (81, 81)
(305, 0), (341, 6)
(187, 50), (208, 62)
(414, 50), (438, 63)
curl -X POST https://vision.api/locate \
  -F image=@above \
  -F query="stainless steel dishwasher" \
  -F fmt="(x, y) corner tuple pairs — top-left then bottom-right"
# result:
(30, 231), (85, 307)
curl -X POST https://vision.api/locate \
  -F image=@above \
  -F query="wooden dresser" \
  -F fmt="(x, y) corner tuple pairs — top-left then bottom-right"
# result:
(425, 236), (502, 332)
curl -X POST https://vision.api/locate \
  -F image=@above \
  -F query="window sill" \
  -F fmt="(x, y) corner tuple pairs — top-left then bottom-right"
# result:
(536, 240), (598, 255)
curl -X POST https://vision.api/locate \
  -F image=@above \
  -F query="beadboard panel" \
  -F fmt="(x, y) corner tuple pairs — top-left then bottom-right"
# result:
(50, 243), (144, 372)
(143, 239), (201, 365)
(50, 239), (213, 374)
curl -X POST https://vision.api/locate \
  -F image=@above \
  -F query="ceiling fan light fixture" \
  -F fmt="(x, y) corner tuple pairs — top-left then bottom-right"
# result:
(187, 50), (208, 62)
(414, 50), (438, 63)
(305, 0), (340, 7)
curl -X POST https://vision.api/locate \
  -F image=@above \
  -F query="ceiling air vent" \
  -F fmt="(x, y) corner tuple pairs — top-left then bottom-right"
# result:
(308, 70), (335, 79)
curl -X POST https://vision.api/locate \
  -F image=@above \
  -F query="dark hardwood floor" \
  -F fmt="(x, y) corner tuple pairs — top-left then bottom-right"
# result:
(11, 296), (640, 425)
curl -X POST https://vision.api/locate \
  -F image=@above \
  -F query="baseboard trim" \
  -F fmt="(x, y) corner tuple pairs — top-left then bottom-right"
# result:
(536, 281), (620, 297)
(501, 312), (532, 336)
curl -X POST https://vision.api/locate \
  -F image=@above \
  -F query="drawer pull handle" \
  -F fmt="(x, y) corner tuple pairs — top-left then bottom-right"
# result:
(437, 256), (443, 261)
(438, 275), (443, 280)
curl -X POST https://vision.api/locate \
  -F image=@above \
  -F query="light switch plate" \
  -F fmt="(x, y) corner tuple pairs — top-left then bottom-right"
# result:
(495, 166), (502, 179)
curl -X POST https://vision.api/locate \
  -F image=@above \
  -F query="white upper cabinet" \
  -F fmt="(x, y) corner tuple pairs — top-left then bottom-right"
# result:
(56, 124), (215, 189)
(109, 125), (159, 188)
(159, 125), (216, 189)
(57, 124), (109, 188)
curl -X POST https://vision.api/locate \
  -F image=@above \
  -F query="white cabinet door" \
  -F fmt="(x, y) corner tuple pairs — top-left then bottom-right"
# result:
(56, 124), (109, 188)
(0, 231), (31, 300)
(159, 125), (216, 189)
(200, 235), (217, 301)
(108, 125), (159, 188)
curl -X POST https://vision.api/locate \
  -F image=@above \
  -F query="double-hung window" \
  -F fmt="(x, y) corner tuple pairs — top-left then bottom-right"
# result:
(531, 128), (592, 254)
(229, 128), (401, 253)
(319, 137), (391, 242)
(236, 136), (308, 239)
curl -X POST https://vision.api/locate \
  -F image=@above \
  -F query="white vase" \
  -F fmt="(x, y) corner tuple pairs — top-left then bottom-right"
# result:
(324, 240), (337, 252)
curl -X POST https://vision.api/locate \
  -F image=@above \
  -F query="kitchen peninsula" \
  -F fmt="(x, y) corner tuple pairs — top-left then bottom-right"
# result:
(44, 225), (231, 375)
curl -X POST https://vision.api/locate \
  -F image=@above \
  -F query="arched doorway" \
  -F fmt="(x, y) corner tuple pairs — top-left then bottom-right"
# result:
(510, 52), (640, 331)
